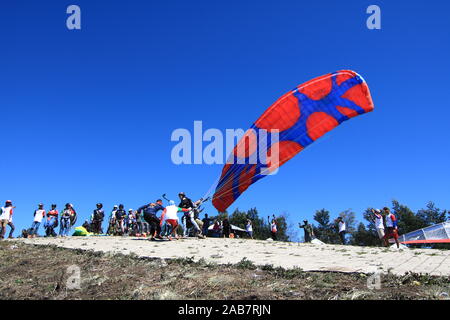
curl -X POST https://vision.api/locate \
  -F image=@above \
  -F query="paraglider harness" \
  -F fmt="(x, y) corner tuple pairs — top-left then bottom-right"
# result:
(125, 213), (137, 236)
(91, 209), (104, 234)
(61, 208), (77, 227)
(44, 210), (59, 237)
(83, 220), (94, 233)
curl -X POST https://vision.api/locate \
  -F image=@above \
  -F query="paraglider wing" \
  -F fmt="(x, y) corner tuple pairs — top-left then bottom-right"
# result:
(212, 70), (374, 212)
(230, 224), (246, 232)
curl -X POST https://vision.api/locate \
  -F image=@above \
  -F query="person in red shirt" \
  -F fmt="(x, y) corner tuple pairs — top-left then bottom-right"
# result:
(44, 204), (59, 237)
(383, 207), (400, 248)
(268, 215), (278, 241)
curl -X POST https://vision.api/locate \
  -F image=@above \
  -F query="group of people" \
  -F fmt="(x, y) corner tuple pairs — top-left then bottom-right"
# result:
(0, 195), (262, 241)
(298, 207), (400, 248)
(17, 202), (77, 238)
(0, 193), (212, 241)
(371, 207), (400, 248)
(1, 196), (400, 247)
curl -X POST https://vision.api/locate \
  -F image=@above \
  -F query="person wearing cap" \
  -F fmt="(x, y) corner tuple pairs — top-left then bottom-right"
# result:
(29, 203), (46, 238)
(92, 203), (105, 234)
(371, 208), (386, 246)
(299, 220), (314, 243)
(0, 200), (15, 239)
(44, 204), (59, 237)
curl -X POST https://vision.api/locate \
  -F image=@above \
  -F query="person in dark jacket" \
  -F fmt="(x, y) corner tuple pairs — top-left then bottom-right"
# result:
(115, 204), (127, 235)
(92, 203), (105, 234)
(137, 199), (165, 240)
(135, 209), (143, 236)
(178, 192), (201, 237)
(299, 220), (314, 243)
(202, 214), (211, 237)
(178, 192), (194, 210)
(222, 218), (232, 238)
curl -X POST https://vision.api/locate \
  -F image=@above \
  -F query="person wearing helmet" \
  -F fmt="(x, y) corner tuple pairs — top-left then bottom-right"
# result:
(44, 204), (59, 237)
(137, 199), (165, 241)
(371, 208), (385, 246)
(178, 192), (194, 210)
(29, 203), (46, 238)
(92, 203), (105, 234)
(115, 204), (127, 235)
(178, 193), (202, 238)
(0, 200), (15, 239)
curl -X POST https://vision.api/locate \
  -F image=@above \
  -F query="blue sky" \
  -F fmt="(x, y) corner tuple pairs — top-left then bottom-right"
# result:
(1, 0), (449, 239)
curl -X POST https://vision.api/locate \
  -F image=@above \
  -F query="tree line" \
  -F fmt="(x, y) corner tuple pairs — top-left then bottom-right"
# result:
(210, 200), (449, 248)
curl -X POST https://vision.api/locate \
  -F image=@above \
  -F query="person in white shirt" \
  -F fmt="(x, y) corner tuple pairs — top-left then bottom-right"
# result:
(337, 217), (346, 245)
(0, 200), (15, 239)
(7, 212), (15, 239)
(371, 208), (385, 245)
(246, 219), (253, 239)
(159, 200), (189, 240)
(30, 203), (46, 238)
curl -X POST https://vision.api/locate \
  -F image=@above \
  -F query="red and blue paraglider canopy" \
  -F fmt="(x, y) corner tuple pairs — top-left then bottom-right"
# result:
(212, 70), (375, 212)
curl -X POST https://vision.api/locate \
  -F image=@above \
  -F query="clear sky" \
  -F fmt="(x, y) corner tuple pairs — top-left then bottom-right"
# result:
(1, 0), (449, 239)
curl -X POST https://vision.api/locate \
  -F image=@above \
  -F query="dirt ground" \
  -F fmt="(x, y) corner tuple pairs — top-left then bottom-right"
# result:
(0, 241), (449, 300)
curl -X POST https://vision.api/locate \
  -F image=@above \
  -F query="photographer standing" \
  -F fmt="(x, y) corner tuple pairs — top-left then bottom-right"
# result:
(299, 220), (314, 243)
(336, 217), (346, 245)
(371, 208), (386, 246)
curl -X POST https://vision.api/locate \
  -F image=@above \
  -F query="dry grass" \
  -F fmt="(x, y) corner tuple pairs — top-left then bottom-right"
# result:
(0, 241), (449, 300)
